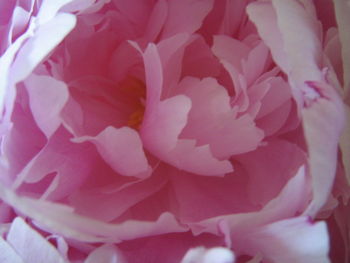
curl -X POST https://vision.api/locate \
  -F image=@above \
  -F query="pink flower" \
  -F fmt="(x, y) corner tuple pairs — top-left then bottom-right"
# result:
(0, 0), (349, 262)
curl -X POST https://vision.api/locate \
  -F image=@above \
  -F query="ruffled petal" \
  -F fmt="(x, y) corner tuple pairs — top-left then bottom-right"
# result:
(73, 126), (150, 178)
(140, 43), (232, 176)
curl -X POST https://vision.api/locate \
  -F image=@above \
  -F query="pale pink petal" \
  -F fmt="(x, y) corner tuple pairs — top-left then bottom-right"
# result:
(270, 0), (323, 86)
(10, 13), (76, 83)
(0, 17), (36, 120)
(302, 81), (345, 216)
(24, 74), (69, 138)
(161, 0), (214, 39)
(246, 1), (289, 73)
(73, 126), (150, 178)
(8, 6), (31, 43)
(7, 217), (66, 263)
(36, 0), (77, 25)
(245, 217), (330, 263)
(0, 183), (188, 242)
(62, 0), (110, 14)
(181, 247), (235, 263)
(0, 237), (23, 263)
(85, 244), (126, 263)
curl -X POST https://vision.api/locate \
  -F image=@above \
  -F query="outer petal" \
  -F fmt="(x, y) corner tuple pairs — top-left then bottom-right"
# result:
(189, 166), (309, 240)
(0, 183), (187, 243)
(248, 0), (345, 217)
(270, 0), (323, 86)
(245, 217), (330, 263)
(333, 0), (350, 94)
(10, 13), (76, 83)
(302, 81), (345, 216)
(246, 1), (289, 73)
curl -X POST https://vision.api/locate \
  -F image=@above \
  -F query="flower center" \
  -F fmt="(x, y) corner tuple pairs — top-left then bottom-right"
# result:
(121, 77), (146, 130)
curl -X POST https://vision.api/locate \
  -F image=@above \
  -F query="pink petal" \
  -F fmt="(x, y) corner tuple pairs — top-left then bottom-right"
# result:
(69, 169), (167, 222)
(181, 36), (221, 79)
(169, 166), (257, 222)
(73, 126), (150, 178)
(236, 139), (307, 207)
(212, 35), (250, 73)
(144, 0), (168, 42)
(179, 77), (263, 159)
(24, 74), (69, 138)
(140, 44), (232, 175)
(7, 217), (66, 263)
(2, 92), (47, 179)
(85, 244), (126, 263)
(161, 0), (214, 39)
(13, 127), (96, 201)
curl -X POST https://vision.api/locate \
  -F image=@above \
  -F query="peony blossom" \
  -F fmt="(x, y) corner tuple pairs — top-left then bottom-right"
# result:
(0, 0), (349, 262)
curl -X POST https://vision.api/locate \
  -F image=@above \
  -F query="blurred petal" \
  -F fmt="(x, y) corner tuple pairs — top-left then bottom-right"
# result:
(181, 247), (235, 263)
(0, 237), (23, 263)
(7, 217), (66, 263)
